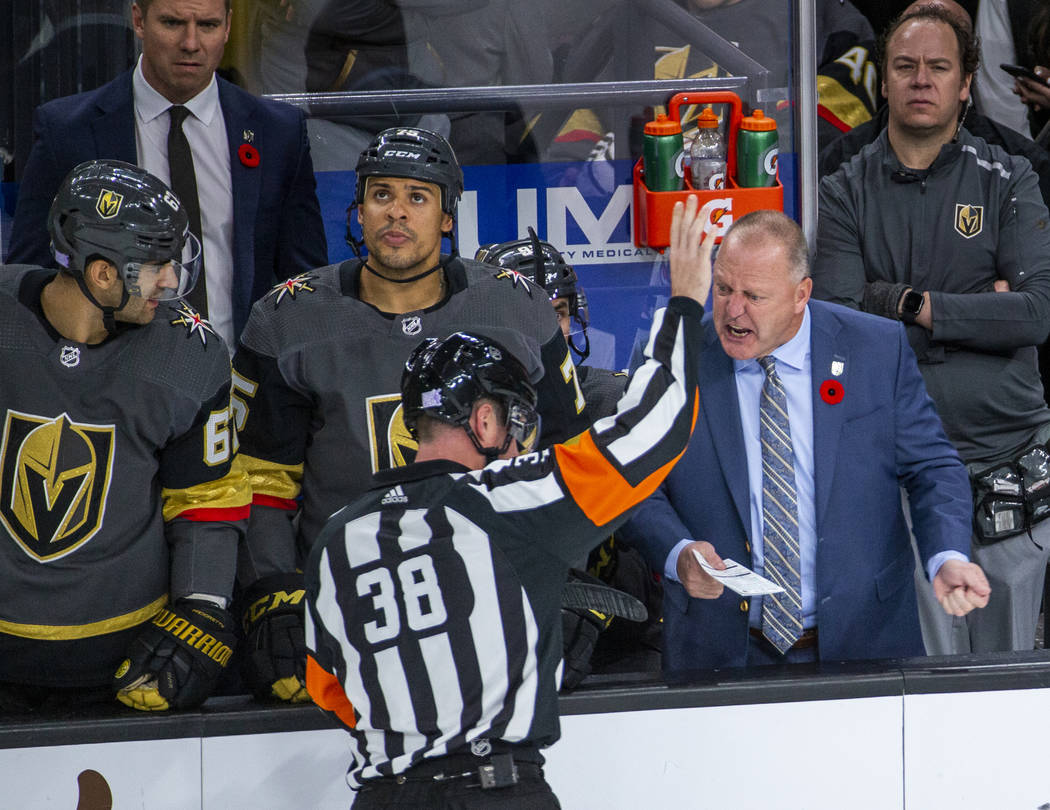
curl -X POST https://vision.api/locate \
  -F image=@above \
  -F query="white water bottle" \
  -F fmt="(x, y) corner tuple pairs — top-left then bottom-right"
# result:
(690, 106), (726, 191)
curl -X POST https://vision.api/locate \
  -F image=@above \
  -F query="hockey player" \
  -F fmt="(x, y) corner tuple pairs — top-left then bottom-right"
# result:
(304, 194), (716, 805)
(475, 228), (628, 420)
(0, 159), (248, 713)
(231, 127), (591, 703)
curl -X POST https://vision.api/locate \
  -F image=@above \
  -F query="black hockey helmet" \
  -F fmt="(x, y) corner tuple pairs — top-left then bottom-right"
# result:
(354, 127), (463, 218)
(48, 159), (201, 304)
(401, 331), (540, 459)
(475, 227), (590, 362)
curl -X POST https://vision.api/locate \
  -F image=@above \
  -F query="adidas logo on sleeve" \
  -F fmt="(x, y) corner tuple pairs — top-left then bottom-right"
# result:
(381, 486), (409, 505)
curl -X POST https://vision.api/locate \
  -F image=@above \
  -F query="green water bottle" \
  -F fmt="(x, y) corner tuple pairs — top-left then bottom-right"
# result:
(642, 113), (684, 191)
(736, 109), (778, 187)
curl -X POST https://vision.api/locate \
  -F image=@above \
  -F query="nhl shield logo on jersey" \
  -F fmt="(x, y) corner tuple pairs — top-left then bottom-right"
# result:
(96, 189), (123, 219)
(59, 345), (81, 368)
(0, 411), (115, 562)
(366, 394), (417, 472)
(401, 315), (422, 336)
(954, 204), (984, 239)
(267, 273), (317, 307)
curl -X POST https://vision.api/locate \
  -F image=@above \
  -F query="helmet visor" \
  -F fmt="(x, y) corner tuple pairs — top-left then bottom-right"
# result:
(121, 232), (202, 301)
(507, 402), (541, 454)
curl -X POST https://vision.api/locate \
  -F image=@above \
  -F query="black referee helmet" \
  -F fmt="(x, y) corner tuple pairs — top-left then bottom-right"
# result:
(401, 331), (541, 458)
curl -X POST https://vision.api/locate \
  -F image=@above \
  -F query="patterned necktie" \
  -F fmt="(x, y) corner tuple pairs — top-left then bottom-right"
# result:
(167, 105), (207, 316)
(757, 355), (803, 653)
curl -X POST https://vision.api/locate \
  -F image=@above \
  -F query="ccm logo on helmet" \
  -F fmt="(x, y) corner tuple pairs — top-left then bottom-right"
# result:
(386, 150), (422, 160)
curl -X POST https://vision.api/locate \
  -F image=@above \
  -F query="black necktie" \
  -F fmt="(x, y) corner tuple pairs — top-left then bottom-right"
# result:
(167, 105), (207, 316)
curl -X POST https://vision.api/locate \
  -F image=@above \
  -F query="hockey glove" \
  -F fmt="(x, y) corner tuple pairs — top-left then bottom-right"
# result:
(560, 605), (610, 691)
(240, 573), (310, 703)
(114, 598), (236, 711)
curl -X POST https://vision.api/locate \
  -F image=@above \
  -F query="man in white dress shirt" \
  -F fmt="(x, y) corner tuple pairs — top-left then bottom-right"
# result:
(9, 0), (328, 348)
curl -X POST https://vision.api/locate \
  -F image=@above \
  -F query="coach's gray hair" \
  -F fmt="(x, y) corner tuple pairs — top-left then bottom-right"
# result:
(720, 209), (810, 282)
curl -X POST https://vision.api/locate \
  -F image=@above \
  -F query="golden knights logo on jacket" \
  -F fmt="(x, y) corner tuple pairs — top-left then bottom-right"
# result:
(0, 411), (115, 561)
(955, 203), (984, 239)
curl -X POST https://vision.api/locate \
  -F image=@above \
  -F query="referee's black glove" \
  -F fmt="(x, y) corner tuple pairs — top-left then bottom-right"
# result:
(240, 573), (310, 703)
(114, 598), (236, 711)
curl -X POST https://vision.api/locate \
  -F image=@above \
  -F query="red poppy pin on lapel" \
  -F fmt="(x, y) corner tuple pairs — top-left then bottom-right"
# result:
(238, 143), (260, 167)
(820, 379), (844, 404)
(238, 129), (259, 167)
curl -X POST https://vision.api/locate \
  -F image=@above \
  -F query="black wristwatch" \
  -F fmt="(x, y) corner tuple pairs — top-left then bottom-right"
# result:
(899, 288), (925, 324)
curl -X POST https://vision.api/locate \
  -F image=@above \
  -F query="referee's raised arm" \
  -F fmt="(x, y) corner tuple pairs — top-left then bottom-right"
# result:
(669, 195), (718, 306)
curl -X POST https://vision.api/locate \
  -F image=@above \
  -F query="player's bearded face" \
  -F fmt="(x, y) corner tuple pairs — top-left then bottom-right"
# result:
(119, 260), (178, 324)
(358, 177), (453, 277)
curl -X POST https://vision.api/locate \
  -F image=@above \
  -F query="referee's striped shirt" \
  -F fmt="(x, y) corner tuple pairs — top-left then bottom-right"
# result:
(305, 296), (703, 788)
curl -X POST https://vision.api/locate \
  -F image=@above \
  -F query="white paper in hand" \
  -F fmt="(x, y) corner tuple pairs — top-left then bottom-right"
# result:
(691, 550), (785, 596)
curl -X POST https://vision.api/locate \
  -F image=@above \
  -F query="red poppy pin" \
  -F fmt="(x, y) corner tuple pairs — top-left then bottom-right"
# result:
(238, 143), (260, 168)
(820, 379), (844, 405)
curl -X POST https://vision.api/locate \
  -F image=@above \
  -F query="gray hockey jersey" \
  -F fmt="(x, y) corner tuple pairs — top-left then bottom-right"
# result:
(0, 267), (247, 686)
(232, 256), (591, 576)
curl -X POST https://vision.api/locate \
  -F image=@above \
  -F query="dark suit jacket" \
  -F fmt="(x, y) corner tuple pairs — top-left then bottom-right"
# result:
(619, 300), (972, 671)
(8, 69), (328, 339)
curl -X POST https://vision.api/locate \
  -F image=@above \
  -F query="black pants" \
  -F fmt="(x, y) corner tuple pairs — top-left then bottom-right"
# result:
(352, 748), (561, 809)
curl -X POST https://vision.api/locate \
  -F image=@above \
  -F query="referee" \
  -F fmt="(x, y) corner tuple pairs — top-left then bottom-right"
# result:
(303, 195), (719, 807)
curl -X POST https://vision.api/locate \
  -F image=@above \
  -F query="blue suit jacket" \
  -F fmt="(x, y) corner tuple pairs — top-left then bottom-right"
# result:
(8, 70), (328, 339)
(620, 300), (972, 671)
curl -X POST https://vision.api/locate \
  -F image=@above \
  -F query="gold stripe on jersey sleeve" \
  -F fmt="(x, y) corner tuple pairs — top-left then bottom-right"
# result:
(161, 464), (251, 522)
(817, 75), (873, 130)
(554, 428), (686, 528)
(0, 594), (167, 640)
(237, 453), (304, 502)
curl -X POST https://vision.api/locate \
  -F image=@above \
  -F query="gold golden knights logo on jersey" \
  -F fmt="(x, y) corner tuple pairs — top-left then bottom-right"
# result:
(0, 411), (115, 562)
(96, 189), (123, 219)
(366, 394), (417, 473)
(169, 302), (216, 346)
(954, 204), (984, 239)
(267, 274), (317, 307)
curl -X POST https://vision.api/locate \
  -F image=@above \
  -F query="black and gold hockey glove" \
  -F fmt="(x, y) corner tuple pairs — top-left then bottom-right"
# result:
(559, 569), (647, 692)
(560, 605), (611, 691)
(240, 573), (310, 703)
(114, 598), (236, 711)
